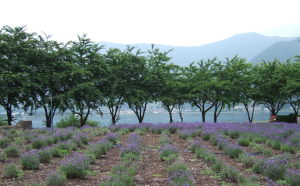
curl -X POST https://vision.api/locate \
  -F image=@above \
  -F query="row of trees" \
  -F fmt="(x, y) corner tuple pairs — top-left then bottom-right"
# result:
(0, 25), (299, 127)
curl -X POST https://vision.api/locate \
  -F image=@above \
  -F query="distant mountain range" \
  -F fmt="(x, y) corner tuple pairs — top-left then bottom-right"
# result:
(100, 32), (300, 66)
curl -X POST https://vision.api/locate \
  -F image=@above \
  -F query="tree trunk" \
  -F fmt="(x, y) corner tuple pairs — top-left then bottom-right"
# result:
(178, 103), (184, 122)
(5, 104), (13, 126)
(201, 110), (206, 122)
(165, 105), (174, 123)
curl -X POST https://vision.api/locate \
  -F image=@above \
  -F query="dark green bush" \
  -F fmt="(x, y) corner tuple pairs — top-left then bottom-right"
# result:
(56, 115), (99, 128)
(228, 131), (240, 139)
(38, 148), (53, 163)
(5, 145), (20, 157)
(238, 138), (250, 146)
(20, 151), (40, 170)
(47, 171), (66, 186)
(276, 114), (297, 123)
(0, 137), (10, 148)
(3, 163), (22, 178)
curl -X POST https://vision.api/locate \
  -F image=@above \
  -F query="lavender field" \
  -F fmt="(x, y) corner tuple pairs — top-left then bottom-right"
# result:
(0, 122), (300, 185)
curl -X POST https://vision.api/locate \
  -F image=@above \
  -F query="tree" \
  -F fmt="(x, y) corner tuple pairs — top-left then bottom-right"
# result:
(186, 58), (219, 122)
(255, 60), (286, 116)
(0, 26), (35, 125)
(223, 56), (258, 123)
(160, 64), (179, 123)
(280, 59), (300, 115)
(23, 34), (73, 127)
(65, 35), (103, 126)
(102, 48), (128, 124)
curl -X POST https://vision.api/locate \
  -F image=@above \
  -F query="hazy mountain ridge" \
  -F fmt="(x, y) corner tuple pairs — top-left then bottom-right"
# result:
(100, 33), (297, 66)
(252, 38), (300, 63)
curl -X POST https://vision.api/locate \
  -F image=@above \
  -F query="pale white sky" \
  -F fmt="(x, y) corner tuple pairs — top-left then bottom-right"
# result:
(1, 0), (300, 46)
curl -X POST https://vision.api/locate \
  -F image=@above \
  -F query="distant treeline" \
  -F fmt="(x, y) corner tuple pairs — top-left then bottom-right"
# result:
(0, 25), (299, 127)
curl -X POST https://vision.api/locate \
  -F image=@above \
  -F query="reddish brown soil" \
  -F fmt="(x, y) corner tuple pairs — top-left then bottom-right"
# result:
(171, 135), (223, 186)
(135, 133), (169, 186)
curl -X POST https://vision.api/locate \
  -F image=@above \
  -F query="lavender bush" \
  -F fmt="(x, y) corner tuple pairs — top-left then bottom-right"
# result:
(285, 168), (300, 186)
(20, 150), (40, 170)
(59, 152), (91, 179)
(46, 171), (66, 186)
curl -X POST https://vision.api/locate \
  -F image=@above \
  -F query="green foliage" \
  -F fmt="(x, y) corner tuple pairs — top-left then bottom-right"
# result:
(224, 146), (243, 159)
(228, 131), (240, 139)
(20, 153), (40, 170)
(220, 165), (240, 182)
(3, 163), (22, 178)
(4, 145), (20, 157)
(238, 155), (254, 168)
(237, 138), (250, 146)
(100, 164), (136, 186)
(0, 137), (10, 148)
(55, 115), (80, 128)
(0, 152), (7, 162)
(252, 159), (264, 174)
(38, 149), (53, 163)
(46, 172), (66, 186)
(295, 160), (300, 169)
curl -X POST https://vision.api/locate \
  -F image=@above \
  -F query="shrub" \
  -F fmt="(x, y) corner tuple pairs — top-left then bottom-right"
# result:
(118, 128), (130, 135)
(262, 155), (289, 180)
(21, 150), (40, 170)
(167, 161), (193, 186)
(160, 134), (171, 145)
(212, 160), (223, 172)
(280, 144), (296, 154)
(168, 126), (177, 134)
(238, 138), (250, 146)
(56, 115), (81, 128)
(201, 132), (211, 141)
(224, 145), (243, 159)
(32, 136), (48, 149)
(5, 145), (20, 157)
(228, 131), (240, 139)
(88, 140), (112, 159)
(220, 165), (240, 182)
(0, 152), (7, 162)
(57, 141), (73, 152)
(59, 152), (90, 179)
(0, 137), (10, 148)
(105, 133), (119, 145)
(285, 169), (300, 186)
(100, 164), (136, 186)
(159, 145), (178, 163)
(121, 143), (141, 158)
(51, 147), (68, 158)
(3, 163), (22, 178)
(295, 160), (300, 169)
(38, 148), (53, 163)
(238, 155), (254, 168)
(190, 140), (202, 153)
(47, 171), (67, 186)
(56, 115), (99, 128)
(252, 159), (264, 174)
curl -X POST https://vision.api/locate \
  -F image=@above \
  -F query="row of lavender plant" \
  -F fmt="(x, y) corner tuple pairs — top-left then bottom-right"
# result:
(46, 132), (119, 186)
(1, 127), (108, 182)
(158, 130), (194, 185)
(190, 140), (260, 185)
(200, 128), (300, 185)
(101, 132), (142, 185)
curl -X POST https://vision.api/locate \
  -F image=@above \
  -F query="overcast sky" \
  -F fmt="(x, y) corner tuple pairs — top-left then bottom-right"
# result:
(1, 0), (300, 46)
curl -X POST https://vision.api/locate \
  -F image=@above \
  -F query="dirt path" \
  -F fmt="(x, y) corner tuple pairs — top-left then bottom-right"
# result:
(171, 135), (223, 186)
(135, 133), (169, 186)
